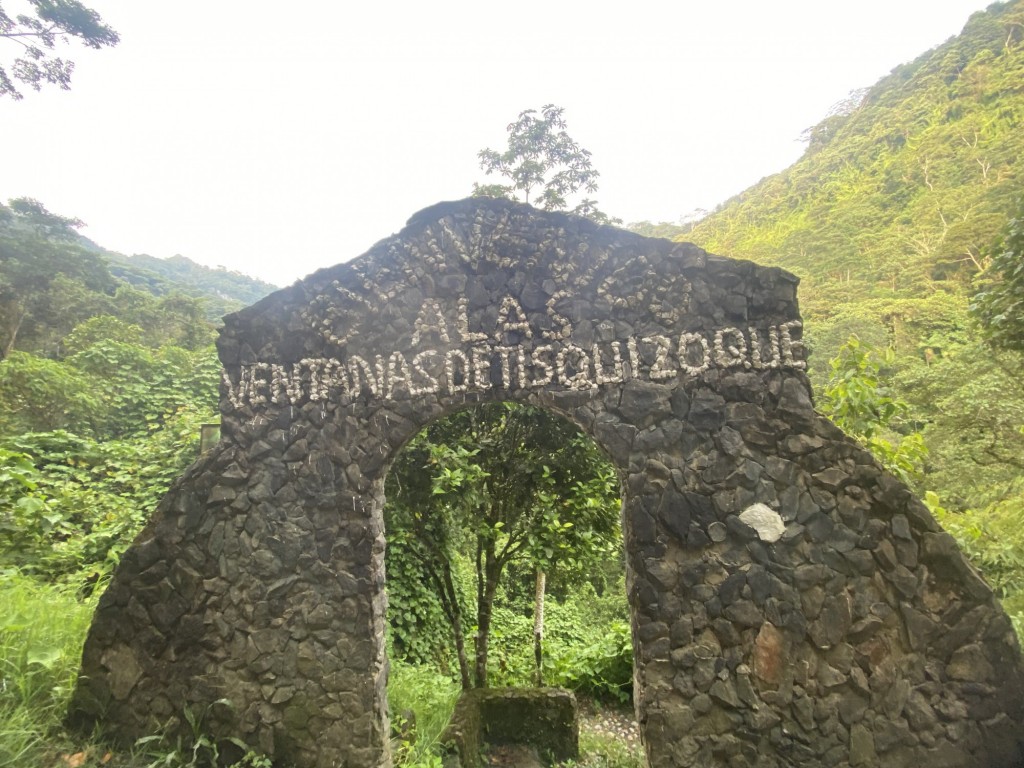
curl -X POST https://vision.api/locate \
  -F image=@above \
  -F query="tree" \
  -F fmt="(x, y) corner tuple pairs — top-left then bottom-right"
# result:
(972, 202), (1024, 353)
(0, 198), (116, 358)
(819, 336), (926, 485)
(0, 0), (118, 99)
(473, 104), (620, 225)
(385, 403), (621, 689)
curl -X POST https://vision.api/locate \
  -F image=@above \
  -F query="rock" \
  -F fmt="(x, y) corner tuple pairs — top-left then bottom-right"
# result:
(723, 599), (763, 628)
(738, 503), (786, 542)
(904, 691), (938, 732)
(708, 521), (728, 542)
(752, 623), (788, 687)
(837, 692), (868, 725)
(849, 724), (876, 766)
(101, 645), (143, 701)
(710, 679), (742, 709)
(946, 643), (994, 682)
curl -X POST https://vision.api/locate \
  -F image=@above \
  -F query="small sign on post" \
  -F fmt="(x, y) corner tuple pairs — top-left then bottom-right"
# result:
(199, 423), (221, 454)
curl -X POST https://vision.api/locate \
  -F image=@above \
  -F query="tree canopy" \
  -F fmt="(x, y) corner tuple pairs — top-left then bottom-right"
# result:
(972, 200), (1024, 353)
(0, 0), (118, 99)
(473, 104), (620, 225)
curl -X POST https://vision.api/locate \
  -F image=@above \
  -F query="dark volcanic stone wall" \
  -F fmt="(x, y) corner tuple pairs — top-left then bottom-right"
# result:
(70, 198), (1024, 768)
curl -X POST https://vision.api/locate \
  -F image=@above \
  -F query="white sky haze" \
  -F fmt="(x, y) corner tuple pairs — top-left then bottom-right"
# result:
(0, 0), (997, 286)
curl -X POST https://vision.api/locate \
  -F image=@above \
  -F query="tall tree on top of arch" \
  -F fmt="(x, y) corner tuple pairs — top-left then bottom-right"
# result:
(473, 104), (620, 225)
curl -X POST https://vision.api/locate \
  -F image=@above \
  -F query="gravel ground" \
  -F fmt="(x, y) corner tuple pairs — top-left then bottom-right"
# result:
(578, 697), (640, 746)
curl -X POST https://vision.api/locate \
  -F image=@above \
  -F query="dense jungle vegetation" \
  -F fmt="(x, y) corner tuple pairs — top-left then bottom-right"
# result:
(2, 1), (1024, 765)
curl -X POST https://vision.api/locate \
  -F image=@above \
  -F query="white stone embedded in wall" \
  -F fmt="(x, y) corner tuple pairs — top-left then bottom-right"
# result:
(738, 503), (785, 543)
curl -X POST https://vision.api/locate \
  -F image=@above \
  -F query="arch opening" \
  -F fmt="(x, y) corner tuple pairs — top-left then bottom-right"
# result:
(381, 400), (633, 760)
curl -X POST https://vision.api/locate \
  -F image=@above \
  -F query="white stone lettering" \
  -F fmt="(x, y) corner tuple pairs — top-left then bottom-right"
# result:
(470, 345), (492, 390)
(457, 298), (487, 343)
(250, 363), (271, 405)
(714, 327), (749, 368)
(347, 356), (383, 398)
(593, 341), (625, 385)
(494, 345), (530, 390)
(544, 290), (572, 340)
(515, 346), (527, 390)
(497, 296), (533, 341)
(385, 351), (411, 399)
(530, 344), (555, 387)
(410, 350), (441, 396)
(749, 326), (781, 370)
(556, 344), (595, 390)
(411, 301), (451, 346)
(270, 364), (294, 405)
(444, 349), (469, 394)
(678, 332), (711, 376)
(644, 335), (675, 380)
(223, 369), (244, 409)
(222, 322), (809, 410)
(779, 321), (807, 370)
(626, 337), (641, 380)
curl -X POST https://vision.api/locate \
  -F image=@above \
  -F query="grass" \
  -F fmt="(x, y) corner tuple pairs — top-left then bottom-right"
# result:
(0, 573), (647, 768)
(387, 660), (460, 767)
(0, 571), (97, 767)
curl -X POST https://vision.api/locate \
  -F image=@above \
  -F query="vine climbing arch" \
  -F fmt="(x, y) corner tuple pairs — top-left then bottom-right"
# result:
(70, 198), (1024, 768)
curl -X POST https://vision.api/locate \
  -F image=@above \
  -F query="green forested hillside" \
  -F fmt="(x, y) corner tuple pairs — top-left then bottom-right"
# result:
(688, 0), (1024, 626)
(0, 197), (277, 360)
(0, 198), (240, 579)
(103, 251), (278, 317)
(690, 0), (1023, 328)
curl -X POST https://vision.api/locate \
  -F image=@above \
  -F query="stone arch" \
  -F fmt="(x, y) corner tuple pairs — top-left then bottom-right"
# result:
(70, 198), (1024, 768)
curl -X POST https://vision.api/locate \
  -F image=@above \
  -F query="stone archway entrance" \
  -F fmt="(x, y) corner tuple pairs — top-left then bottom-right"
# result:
(70, 198), (1024, 768)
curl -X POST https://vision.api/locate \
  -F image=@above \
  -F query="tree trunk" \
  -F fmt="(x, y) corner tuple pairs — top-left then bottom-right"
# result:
(1, 302), (25, 360)
(422, 554), (472, 690)
(441, 561), (473, 691)
(533, 568), (546, 686)
(474, 546), (501, 688)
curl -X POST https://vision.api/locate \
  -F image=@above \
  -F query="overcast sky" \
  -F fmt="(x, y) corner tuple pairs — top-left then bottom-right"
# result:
(1, 0), (996, 287)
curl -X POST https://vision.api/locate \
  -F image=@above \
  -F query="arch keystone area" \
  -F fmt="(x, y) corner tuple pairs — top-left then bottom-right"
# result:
(70, 198), (1024, 767)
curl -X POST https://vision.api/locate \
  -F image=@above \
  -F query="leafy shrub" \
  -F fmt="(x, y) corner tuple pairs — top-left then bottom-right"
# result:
(927, 492), (1024, 595)
(386, 539), (458, 667)
(1, 411), (209, 587)
(820, 336), (927, 484)
(481, 581), (634, 702)
(546, 621), (633, 703)
(0, 352), (104, 435)
(484, 605), (535, 688)
(1004, 591), (1024, 642)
